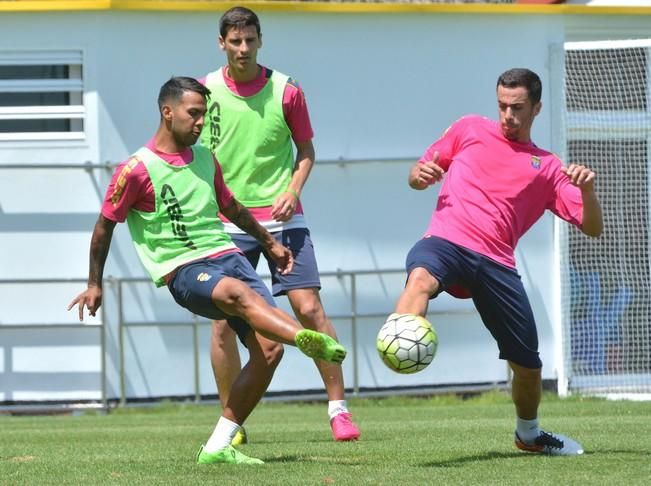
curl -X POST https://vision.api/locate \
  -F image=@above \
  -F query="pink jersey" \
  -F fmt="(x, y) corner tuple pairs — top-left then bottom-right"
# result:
(420, 115), (584, 269)
(101, 139), (234, 223)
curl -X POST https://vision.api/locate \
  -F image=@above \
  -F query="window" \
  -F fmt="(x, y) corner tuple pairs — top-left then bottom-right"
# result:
(0, 50), (84, 141)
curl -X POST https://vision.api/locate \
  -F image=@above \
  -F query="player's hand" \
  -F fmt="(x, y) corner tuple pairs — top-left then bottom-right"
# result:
(266, 241), (294, 275)
(67, 286), (102, 322)
(409, 152), (445, 189)
(561, 163), (596, 193)
(271, 191), (298, 222)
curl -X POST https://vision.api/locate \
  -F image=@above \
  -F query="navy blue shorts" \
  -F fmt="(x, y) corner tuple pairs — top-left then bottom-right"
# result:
(406, 236), (541, 369)
(230, 228), (321, 296)
(167, 252), (276, 343)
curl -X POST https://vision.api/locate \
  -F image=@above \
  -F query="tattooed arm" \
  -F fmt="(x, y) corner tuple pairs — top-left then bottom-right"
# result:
(67, 214), (117, 321)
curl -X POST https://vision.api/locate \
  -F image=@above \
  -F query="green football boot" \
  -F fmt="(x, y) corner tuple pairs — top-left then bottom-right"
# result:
(196, 445), (263, 465)
(295, 329), (346, 364)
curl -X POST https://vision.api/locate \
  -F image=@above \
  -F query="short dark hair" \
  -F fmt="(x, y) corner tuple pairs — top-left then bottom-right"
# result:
(219, 6), (261, 38)
(157, 76), (211, 111)
(497, 68), (542, 104)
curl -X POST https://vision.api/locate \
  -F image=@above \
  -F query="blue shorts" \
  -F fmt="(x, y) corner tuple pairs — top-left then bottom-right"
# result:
(230, 228), (321, 296)
(406, 236), (542, 369)
(167, 252), (276, 343)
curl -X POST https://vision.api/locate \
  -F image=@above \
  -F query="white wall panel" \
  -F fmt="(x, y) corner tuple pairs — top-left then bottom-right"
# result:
(1, 8), (631, 402)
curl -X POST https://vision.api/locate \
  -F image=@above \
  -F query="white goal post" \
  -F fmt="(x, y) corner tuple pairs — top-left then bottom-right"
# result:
(556, 38), (651, 399)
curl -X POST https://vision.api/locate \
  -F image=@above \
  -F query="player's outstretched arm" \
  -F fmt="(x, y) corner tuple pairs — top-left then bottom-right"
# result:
(408, 151), (445, 190)
(222, 199), (294, 274)
(561, 163), (603, 237)
(67, 214), (117, 321)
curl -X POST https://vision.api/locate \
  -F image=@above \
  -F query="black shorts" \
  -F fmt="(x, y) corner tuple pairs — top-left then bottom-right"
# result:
(167, 252), (276, 344)
(230, 228), (321, 296)
(406, 236), (541, 369)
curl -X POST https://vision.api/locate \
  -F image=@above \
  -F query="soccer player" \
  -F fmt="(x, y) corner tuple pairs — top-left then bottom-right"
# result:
(394, 68), (603, 456)
(198, 6), (360, 443)
(67, 76), (347, 465)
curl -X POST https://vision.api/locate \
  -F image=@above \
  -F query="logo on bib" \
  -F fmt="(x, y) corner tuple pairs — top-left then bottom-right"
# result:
(531, 155), (541, 169)
(197, 273), (212, 282)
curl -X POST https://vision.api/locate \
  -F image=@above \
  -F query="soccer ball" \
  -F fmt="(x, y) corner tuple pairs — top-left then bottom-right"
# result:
(376, 313), (438, 374)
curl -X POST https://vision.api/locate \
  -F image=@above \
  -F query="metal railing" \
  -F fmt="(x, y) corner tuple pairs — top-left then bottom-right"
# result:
(0, 277), (108, 410)
(112, 269), (412, 405)
(113, 269), (482, 404)
(0, 156), (417, 171)
(1, 270), (481, 407)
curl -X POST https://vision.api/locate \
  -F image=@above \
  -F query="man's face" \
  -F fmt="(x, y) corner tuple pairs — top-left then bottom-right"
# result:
(164, 90), (206, 147)
(497, 85), (541, 143)
(219, 25), (261, 72)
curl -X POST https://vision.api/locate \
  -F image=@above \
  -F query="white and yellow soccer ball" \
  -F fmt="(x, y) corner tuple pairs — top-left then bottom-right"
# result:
(376, 313), (438, 374)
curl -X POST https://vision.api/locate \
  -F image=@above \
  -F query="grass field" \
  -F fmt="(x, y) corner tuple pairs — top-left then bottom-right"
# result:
(1, 392), (650, 485)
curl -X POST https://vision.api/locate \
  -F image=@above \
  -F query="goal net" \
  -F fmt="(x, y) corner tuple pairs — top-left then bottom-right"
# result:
(559, 39), (651, 399)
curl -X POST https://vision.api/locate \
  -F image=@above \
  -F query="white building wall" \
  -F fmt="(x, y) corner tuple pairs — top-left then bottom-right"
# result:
(0, 5), (643, 402)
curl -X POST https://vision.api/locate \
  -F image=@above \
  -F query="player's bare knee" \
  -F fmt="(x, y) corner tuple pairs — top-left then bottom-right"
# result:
(212, 277), (260, 316)
(212, 277), (244, 306)
(293, 300), (325, 326)
(211, 319), (231, 341)
(251, 340), (284, 368)
(264, 342), (284, 368)
(510, 361), (542, 381)
(407, 268), (439, 296)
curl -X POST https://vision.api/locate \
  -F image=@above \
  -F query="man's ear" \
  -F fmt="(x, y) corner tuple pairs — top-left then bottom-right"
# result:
(161, 104), (173, 121)
(218, 35), (225, 51)
(534, 101), (542, 117)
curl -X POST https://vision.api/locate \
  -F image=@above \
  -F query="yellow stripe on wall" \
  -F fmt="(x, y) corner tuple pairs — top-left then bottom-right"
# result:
(1, 0), (651, 16)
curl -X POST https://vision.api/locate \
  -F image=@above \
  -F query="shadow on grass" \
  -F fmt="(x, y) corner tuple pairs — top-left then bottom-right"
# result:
(251, 437), (367, 445)
(421, 451), (547, 467)
(420, 449), (649, 467)
(263, 455), (365, 465)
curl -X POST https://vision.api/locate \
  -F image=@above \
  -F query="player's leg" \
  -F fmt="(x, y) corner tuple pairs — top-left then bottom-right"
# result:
(224, 331), (282, 423)
(287, 288), (360, 441)
(209, 238), (264, 389)
(395, 267), (439, 315)
(168, 258), (273, 464)
(199, 329), (282, 465)
(509, 361), (541, 420)
(472, 256), (583, 456)
(268, 228), (359, 440)
(212, 277), (344, 361)
(395, 236), (470, 315)
(208, 253), (346, 361)
(209, 237), (263, 446)
(287, 288), (344, 398)
(211, 322), (240, 410)
(210, 320), (247, 445)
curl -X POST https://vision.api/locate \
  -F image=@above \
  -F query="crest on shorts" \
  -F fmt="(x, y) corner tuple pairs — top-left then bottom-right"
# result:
(531, 155), (541, 169)
(196, 272), (212, 282)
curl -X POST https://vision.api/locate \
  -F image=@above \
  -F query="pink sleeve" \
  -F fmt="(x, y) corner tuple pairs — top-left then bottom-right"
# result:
(283, 80), (314, 143)
(101, 157), (155, 222)
(213, 157), (235, 210)
(418, 117), (469, 171)
(547, 162), (584, 227)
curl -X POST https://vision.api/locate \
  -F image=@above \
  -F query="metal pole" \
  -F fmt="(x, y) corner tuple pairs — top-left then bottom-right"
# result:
(193, 314), (201, 403)
(117, 280), (126, 407)
(0, 162), (113, 170)
(350, 273), (359, 396)
(100, 298), (108, 412)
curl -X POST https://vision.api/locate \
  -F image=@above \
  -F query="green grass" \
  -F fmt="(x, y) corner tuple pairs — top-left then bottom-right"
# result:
(1, 392), (650, 485)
